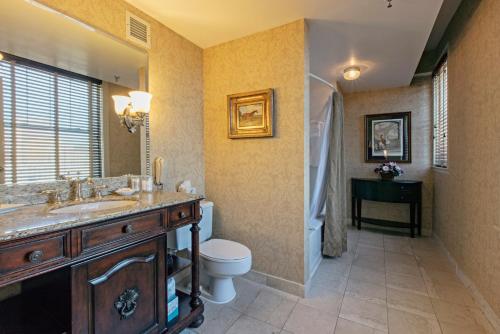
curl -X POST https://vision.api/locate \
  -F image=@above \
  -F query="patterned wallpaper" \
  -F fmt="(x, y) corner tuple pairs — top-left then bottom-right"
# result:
(344, 78), (434, 234)
(433, 0), (500, 319)
(39, 0), (205, 194)
(203, 20), (308, 285)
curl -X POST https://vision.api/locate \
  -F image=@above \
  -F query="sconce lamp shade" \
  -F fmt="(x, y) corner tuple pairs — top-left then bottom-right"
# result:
(112, 95), (131, 115)
(129, 91), (152, 113)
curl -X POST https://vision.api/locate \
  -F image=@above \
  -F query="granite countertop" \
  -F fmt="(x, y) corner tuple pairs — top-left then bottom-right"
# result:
(0, 191), (203, 242)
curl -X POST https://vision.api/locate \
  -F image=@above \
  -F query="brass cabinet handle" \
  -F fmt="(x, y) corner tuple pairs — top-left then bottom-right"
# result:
(28, 250), (44, 264)
(123, 224), (134, 234)
(178, 211), (187, 219)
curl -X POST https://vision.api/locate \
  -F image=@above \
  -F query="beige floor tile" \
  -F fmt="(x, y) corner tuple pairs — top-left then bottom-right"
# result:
(227, 278), (262, 312)
(300, 283), (344, 315)
(226, 315), (281, 334)
(353, 254), (385, 273)
(386, 272), (428, 295)
(339, 296), (388, 331)
(349, 265), (386, 286)
(356, 245), (385, 259)
(386, 261), (421, 277)
(317, 261), (352, 278)
(385, 252), (418, 267)
(334, 318), (387, 334)
(244, 288), (298, 328)
(384, 242), (413, 255)
(439, 321), (491, 334)
(358, 238), (385, 249)
(420, 268), (462, 286)
(431, 282), (477, 306)
(345, 278), (387, 305)
(284, 303), (337, 334)
(387, 308), (442, 334)
(387, 288), (434, 318)
(195, 304), (241, 334)
(432, 299), (493, 332)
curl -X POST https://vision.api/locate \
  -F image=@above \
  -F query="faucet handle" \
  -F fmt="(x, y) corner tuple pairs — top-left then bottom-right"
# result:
(94, 184), (107, 200)
(40, 189), (62, 204)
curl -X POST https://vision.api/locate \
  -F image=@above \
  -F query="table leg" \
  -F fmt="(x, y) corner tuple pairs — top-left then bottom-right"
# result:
(356, 199), (362, 230)
(410, 203), (415, 238)
(351, 196), (356, 227)
(417, 201), (422, 236)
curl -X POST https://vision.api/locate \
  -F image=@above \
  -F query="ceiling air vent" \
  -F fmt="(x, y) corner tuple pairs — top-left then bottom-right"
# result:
(126, 11), (151, 49)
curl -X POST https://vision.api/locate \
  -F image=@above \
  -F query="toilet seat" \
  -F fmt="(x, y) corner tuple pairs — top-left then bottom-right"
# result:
(200, 239), (251, 263)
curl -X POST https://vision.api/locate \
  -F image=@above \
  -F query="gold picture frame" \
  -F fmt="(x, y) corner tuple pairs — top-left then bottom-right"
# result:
(227, 89), (274, 139)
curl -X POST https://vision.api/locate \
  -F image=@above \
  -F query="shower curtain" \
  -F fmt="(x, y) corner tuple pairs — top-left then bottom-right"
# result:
(310, 91), (347, 257)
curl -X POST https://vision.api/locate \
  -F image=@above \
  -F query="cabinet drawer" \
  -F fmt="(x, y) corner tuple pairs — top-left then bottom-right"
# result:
(0, 231), (70, 277)
(76, 211), (163, 255)
(168, 203), (195, 229)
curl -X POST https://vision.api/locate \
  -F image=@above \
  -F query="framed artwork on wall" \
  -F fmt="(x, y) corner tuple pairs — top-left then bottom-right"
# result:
(227, 89), (274, 139)
(365, 112), (411, 163)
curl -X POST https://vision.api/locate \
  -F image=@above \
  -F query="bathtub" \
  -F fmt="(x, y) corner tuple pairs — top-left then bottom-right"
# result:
(308, 217), (324, 278)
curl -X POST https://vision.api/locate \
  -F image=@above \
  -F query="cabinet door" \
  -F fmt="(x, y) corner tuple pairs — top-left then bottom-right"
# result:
(72, 237), (166, 334)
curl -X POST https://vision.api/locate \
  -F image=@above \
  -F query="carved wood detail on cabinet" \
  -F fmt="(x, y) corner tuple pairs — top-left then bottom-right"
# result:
(71, 237), (166, 334)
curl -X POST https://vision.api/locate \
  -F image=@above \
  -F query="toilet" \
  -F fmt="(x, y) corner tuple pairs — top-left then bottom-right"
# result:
(167, 200), (252, 304)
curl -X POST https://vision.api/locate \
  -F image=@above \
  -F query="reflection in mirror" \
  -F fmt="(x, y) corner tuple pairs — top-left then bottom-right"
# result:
(0, 0), (149, 184)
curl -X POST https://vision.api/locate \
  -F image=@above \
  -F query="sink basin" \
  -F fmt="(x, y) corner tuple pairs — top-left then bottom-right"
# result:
(0, 203), (27, 214)
(50, 200), (137, 214)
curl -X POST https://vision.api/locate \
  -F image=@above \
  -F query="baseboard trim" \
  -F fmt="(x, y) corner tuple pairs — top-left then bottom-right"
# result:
(243, 270), (305, 298)
(433, 233), (500, 333)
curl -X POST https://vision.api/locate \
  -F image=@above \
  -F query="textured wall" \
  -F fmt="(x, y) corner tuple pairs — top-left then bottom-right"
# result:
(203, 20), (308, 284)
(433, 0), (500, 317)
(39, 0), (205, 193)
(344, 78), (434, 234)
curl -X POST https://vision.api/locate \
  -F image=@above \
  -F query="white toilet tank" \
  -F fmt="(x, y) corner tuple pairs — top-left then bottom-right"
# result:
(167, 200), (214, 250)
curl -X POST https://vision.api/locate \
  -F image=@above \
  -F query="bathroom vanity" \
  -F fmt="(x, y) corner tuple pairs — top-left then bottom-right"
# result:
(0, 192), (204, 334)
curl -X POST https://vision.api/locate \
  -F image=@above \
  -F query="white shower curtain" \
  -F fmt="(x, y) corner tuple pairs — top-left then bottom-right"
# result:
(310, 95), (333, 220)
(310, 92), (347, 257)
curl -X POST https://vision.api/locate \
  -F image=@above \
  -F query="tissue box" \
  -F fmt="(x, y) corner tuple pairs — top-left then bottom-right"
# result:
(167, 278), (176, 302)
(167, 296), (179, 323)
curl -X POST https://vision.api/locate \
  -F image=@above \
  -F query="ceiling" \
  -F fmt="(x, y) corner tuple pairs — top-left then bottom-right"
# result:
(0, 0), (147, 89)
(125, 0), (444, 92)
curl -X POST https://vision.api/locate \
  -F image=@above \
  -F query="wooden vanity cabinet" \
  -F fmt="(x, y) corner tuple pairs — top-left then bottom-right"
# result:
(0, 200), (204, 334)
(71, 236), (166, 334)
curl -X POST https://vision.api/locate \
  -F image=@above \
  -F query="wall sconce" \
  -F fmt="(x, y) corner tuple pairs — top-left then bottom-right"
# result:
(112, 91), (152, 133)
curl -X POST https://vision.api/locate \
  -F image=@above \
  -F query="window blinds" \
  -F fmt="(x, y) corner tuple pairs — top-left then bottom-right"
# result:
(433, 59), (448, 168)
(0, 59), (102, 184)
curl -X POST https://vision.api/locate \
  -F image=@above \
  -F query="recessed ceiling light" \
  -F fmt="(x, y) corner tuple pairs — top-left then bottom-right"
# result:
(343, 66), (361, 81)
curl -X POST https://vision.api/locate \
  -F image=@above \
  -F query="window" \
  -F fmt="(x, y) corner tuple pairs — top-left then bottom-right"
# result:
(433, 57), (448, 168)
(0, 56), (102, 184)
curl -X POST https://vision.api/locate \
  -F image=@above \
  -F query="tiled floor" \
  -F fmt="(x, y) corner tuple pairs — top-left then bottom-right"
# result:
(182, 227), (495, 334)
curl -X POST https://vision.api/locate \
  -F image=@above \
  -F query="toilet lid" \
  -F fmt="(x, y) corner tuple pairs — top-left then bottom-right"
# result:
(200, 239), (251, 262)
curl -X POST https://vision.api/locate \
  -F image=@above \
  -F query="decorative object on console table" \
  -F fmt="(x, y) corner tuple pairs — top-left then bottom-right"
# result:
(227, 89), (274, 138)
(374, 162), (404, 181)
(365, 112), (411, 163)
(351, 178), (422, 238)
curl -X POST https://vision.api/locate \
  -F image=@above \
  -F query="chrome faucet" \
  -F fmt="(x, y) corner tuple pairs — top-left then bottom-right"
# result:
(58, 174), (89, 202)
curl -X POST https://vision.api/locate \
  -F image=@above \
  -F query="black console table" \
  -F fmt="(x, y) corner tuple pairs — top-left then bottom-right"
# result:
(351, 178), (422, 238)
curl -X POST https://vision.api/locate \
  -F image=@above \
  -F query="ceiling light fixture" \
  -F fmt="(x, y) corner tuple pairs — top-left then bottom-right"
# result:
(343, 66), (361, 81)
(387, 0), (393, 8)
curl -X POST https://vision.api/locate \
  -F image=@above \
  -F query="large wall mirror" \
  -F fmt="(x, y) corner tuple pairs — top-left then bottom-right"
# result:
(0, 0), (149, 184)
